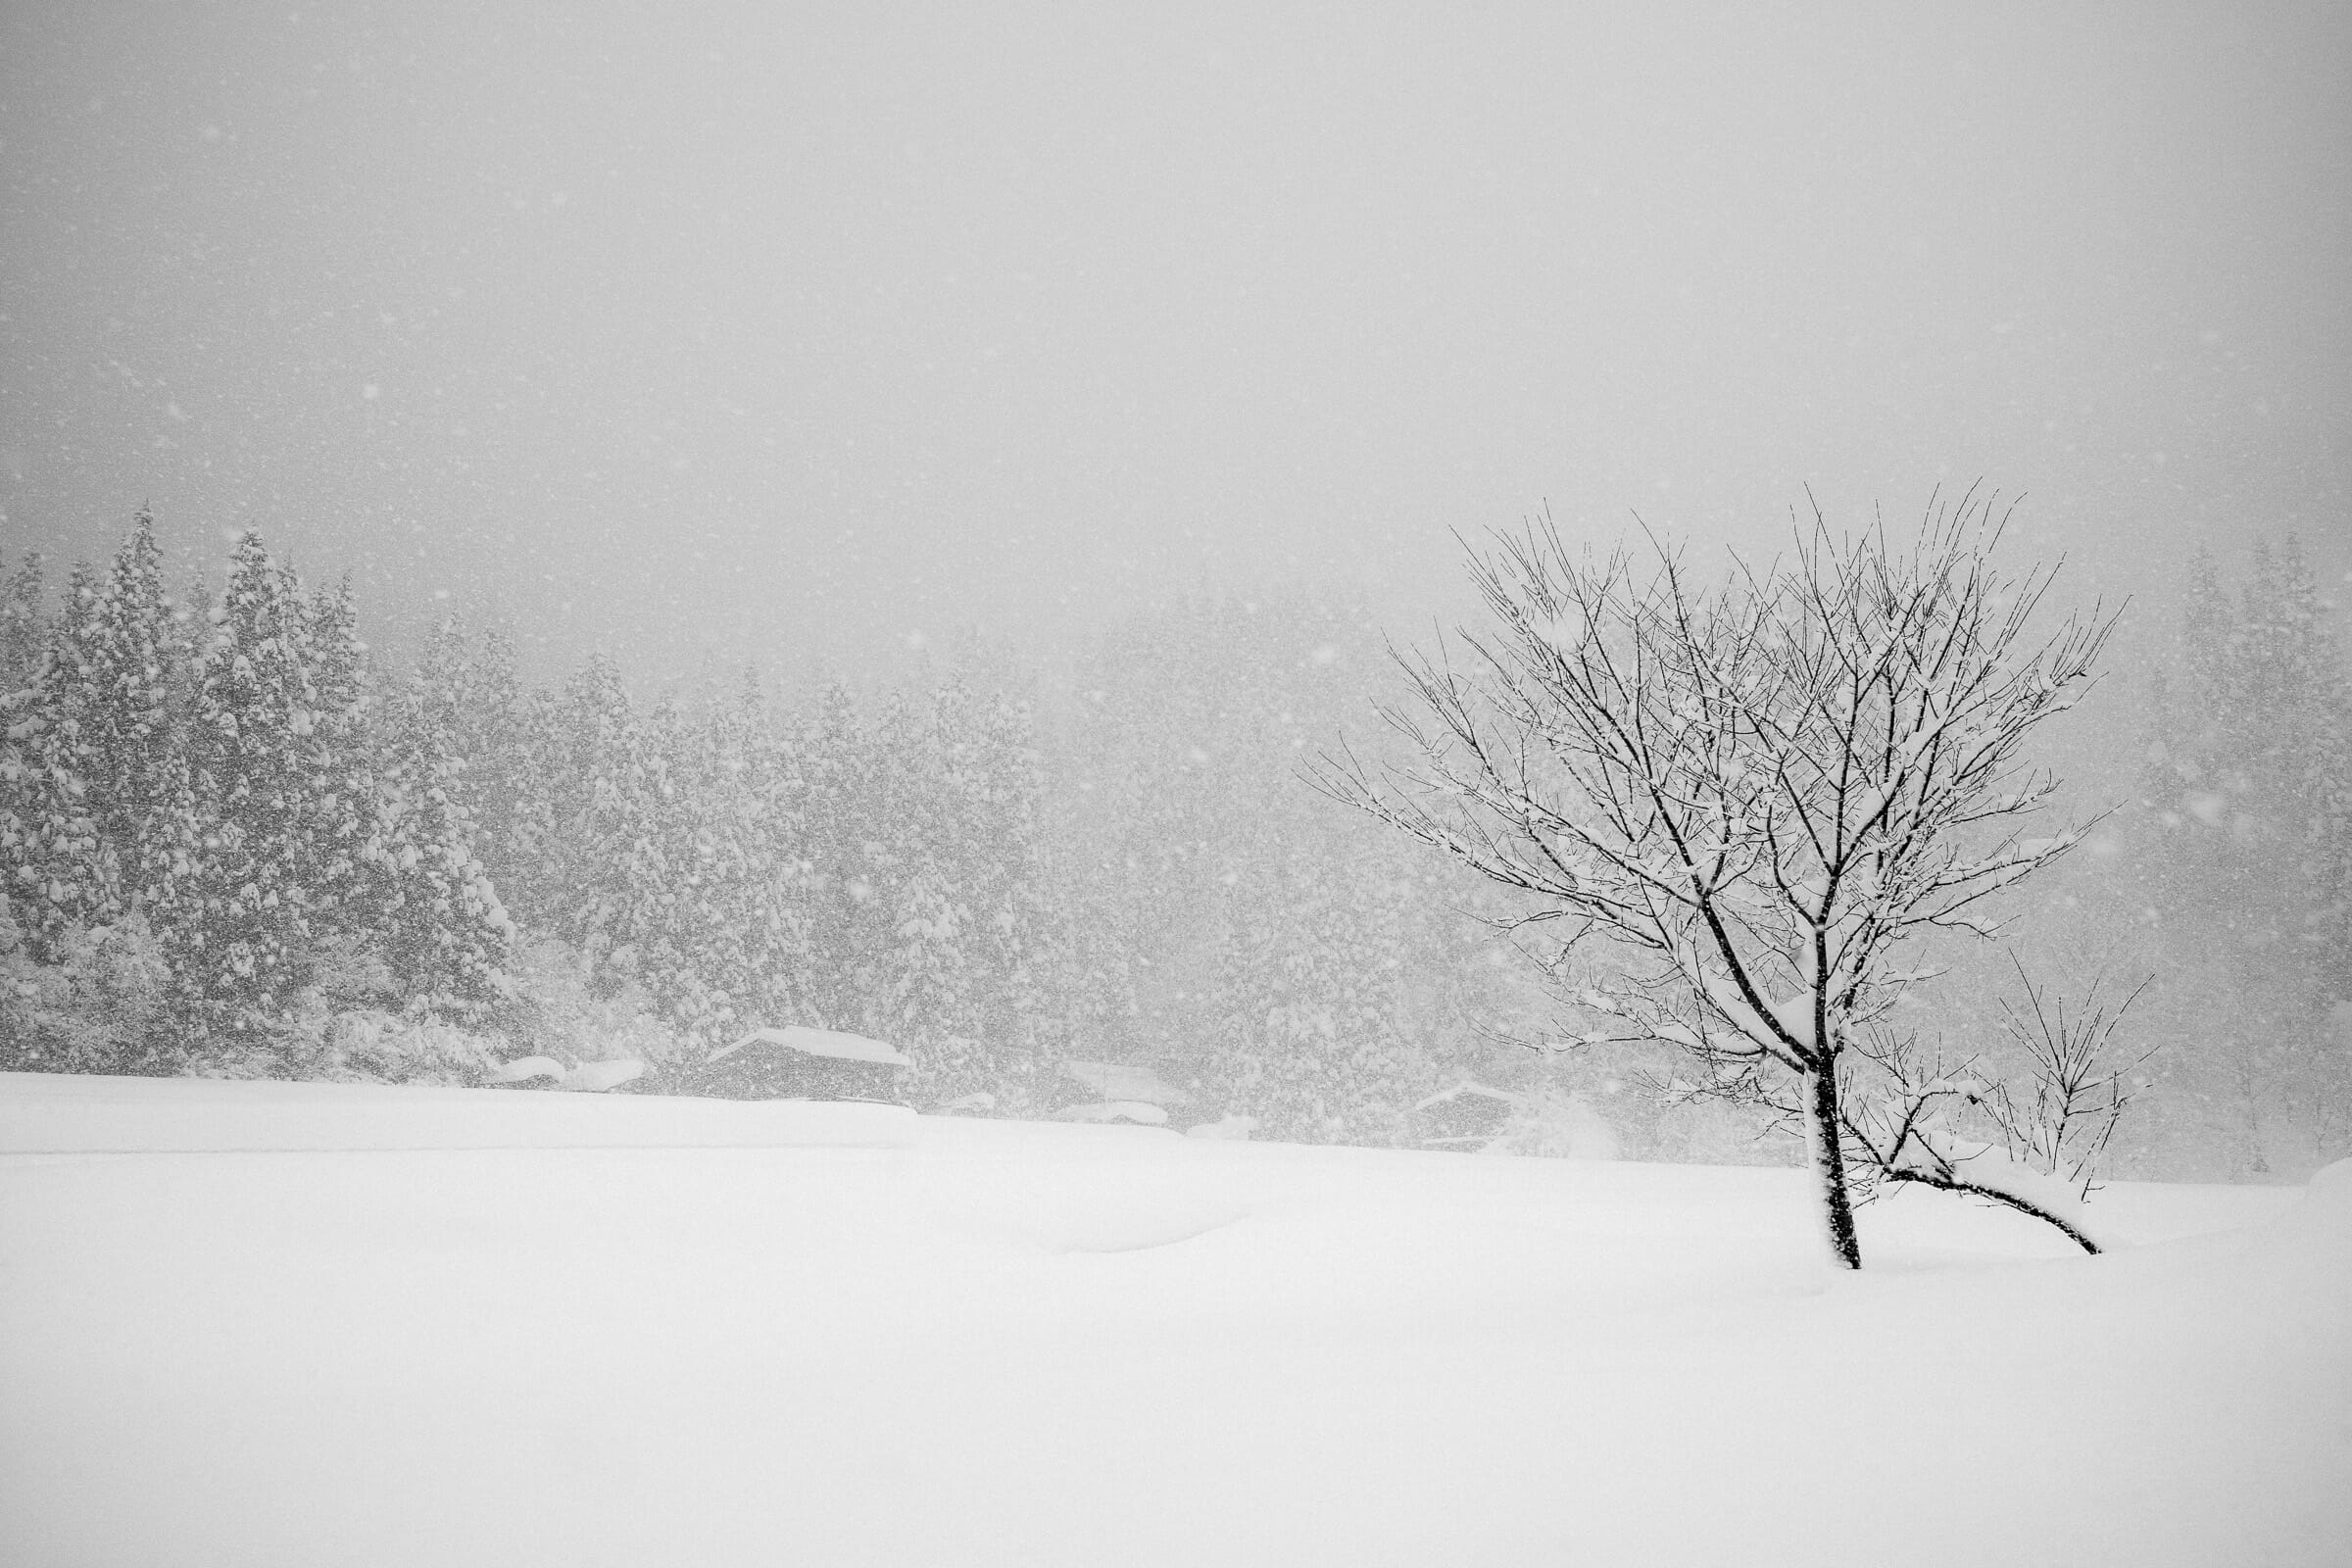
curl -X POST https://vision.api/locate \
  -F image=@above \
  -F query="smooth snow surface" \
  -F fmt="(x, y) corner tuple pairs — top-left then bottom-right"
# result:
(0, 1070), (917, 1152)
(2, 1073), (2345, 1568)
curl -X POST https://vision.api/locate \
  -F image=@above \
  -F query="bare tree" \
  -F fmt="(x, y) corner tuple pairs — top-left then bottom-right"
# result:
(1841, 959), (2152, 1253)
(1317, 490), (2114, 1267)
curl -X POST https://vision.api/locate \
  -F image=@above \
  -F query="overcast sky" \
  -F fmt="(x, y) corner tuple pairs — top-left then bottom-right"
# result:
(4, 2), (2346, 682)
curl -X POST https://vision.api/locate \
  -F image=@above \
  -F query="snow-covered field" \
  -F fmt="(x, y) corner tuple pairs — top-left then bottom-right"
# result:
(2, 1072), (2345, 1568)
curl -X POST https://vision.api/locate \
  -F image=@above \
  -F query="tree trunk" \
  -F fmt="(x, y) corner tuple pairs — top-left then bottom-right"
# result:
(1802, 1065), (1864, 1269)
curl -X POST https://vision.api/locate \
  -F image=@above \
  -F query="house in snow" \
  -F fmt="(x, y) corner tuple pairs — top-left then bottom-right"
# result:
(684, 1026), (912, 1102)
(1411, 1082), (1520, 1150)
(1054, 1059), (1192, 1126)
(1411, 1081), (1621, 1158)
(483, 1055), (647, 1093)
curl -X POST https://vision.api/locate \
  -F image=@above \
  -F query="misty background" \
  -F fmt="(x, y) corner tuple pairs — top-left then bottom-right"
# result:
(4, 4), (2350, 1181)
(5, 1), (2346, 678)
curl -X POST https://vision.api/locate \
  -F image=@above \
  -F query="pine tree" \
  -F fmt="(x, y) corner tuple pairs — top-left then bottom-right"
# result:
(674, 667), (815, 1041)
(2, 517), (192, 943)
(861, 683), (962, 1057)
(372, 666), (514, 1008)
(952, 677), (1062, 1106)
(632, 694), (740, 1041)
(2137, 535), (2352, 1173)
(513, 654), (679, 1004)
(0, 564), (108, 956)
(795, 675), (891, 1035)
(411, 618), (532, 898)
(1192, 800), (1458, 1144)
(1053, 588), (1464, 1139)
(0, 551), (47, 695)
(74, 510), (188, 920)
(297, 578), (378, 941)
(2241, 538), (2352, 1001)
(0, 550), (68, 948)
(162, 532), (329, 1033)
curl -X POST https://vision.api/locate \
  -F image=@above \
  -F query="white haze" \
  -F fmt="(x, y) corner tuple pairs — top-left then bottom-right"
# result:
(3, 2), (2347, 679)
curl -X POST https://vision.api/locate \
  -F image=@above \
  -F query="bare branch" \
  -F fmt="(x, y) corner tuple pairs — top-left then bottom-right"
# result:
(1322, 493), (2118, 1265)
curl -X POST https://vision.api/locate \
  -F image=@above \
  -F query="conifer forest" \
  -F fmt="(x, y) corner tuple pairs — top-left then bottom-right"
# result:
(4, 510), (2345, 1180)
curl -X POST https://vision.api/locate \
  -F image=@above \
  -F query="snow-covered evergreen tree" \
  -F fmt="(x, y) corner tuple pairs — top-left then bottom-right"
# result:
(674, 667), (815, 1040)
(76, 511), (189, 920)
(2136, 535), (2352, 1173)
(412, 618), (533, 900)
(0, 564), (107, 956)
(948, 675), (1062, 1105)
(630, 691), (754, 1042)
(160, 531), (331, 1034)
(506, 655), (686, 1018)
(2, 515), (196, 951)
(295, 577), (379, 938)
(0, 551), (65, 946)
(372, 653), (515, 1009)
(794, 674), (893, 1036)
(1059, 590), (1465, 1140)
(1197, 819), (1454, 1144)
(0, 886), (172, 1073)
(858, 683), (965, 1060)
(0, 551), (47, 696)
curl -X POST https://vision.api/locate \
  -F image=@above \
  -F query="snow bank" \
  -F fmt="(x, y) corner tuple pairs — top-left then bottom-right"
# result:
(2288, 1156), (2352, 1238)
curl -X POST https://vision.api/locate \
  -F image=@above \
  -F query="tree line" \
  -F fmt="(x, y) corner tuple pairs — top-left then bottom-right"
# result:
(2119, 534), (2352, 1174)
(1, 517), (509, 1071)
(2, 505), (2345, 1183)
(0, 512), (1475, 1137)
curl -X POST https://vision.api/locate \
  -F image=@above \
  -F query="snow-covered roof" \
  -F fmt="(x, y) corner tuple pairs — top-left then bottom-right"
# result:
(1054, 1101), (1170, 1126)
(484, 1055), (564, 1085)
(1061, 1060), (1190, 1105)
(1412, 1081), (1523, 1113)
(710, 1027), (912, 1067)
(564, 1058), (646, 1093)
(484, 1055), (646, 1092)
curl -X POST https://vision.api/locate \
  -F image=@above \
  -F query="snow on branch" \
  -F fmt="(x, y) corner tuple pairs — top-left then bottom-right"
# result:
(1315, 488), (2120, 1266)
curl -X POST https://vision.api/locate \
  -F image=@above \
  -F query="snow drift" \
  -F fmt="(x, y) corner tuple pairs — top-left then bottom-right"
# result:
(0, 1072), (2343, 1568)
